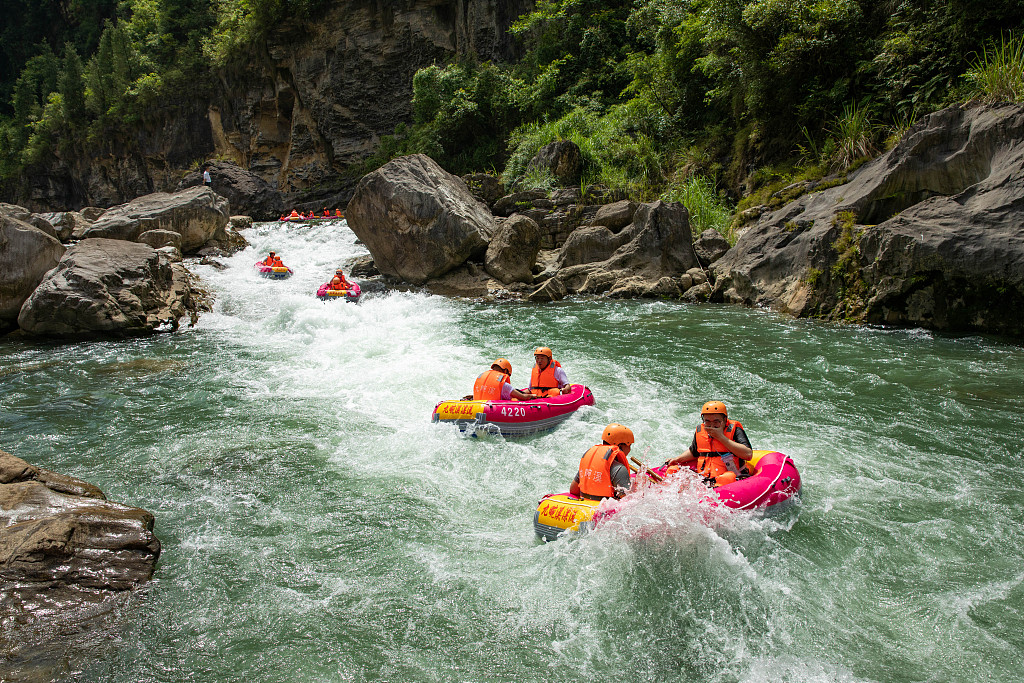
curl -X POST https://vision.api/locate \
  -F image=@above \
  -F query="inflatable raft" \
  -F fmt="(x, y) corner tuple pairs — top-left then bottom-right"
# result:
(255, 262), (293, 279)
(533, 449), (800, 541)
(316, 282), (361, 303)
(432, 384), (594, 437)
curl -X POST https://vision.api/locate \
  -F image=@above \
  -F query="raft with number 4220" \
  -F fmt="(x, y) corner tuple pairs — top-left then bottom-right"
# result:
(431, 384), (594, 437)
(533, 449), (801, 541)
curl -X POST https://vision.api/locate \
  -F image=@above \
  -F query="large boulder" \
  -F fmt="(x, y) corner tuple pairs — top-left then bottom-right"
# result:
(76, 187), (230, 253)
(346, 154), (496, 285)
(33, 210), (92, 242)
(0, 210), (66, 328)
(540, 200), (696, 298)
(177, 160), (286, 220)
(714, 102), (1024, 335)
(485, 214), (541, 284)
(17, 238), (205, 337)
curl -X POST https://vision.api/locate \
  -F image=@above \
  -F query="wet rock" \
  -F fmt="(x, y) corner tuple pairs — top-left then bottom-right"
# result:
(17, 238), (205, 337)
(485, 214), (541, 284)
(348, 254), (380, 277)
(346, 154), (495, 285)
(77, 187), (231, 253)
(0, 210), (66, 328)
(229, 215), (253, 231)
(0, 448), (159, 682)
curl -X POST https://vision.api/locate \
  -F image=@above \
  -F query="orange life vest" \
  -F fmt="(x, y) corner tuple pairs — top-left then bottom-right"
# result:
(263, 256), (276, 265)
(473, 369), (509, 401)
(579, 445), (631, 499)
(289, 210), (299, 217)
(530, 360), (562, 393)
(695, 420), (746, 483)
(272, 257), (284, 267)
(335, 209), (342, 217)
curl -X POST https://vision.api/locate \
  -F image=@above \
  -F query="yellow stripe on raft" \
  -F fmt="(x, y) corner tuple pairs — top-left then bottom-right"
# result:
(535, 494), (601, 533)
(434, 400), (488, 421)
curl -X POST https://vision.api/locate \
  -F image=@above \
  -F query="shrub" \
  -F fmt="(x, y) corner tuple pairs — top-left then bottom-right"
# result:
(964, 33), (1024, 103)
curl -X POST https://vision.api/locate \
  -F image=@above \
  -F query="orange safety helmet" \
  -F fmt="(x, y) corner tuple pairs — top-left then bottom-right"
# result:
(491, 358), (512, 374)
(602, 423), (635, 446)
(533, 346), (553, 359)
(331, 276), (342, 285)
(701, 401), (728, 416)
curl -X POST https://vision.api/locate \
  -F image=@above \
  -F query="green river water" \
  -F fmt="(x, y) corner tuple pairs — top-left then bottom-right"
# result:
(2, 220), (1023, 682)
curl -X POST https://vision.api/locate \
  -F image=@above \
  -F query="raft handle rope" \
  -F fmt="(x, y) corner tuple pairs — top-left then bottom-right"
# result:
(736, 454), (791, 510)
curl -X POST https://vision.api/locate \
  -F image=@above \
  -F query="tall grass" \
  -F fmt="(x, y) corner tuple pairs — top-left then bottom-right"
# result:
(662, 175), (732, 238)
(827, 102), (878, 171)
(965, 34), (1024, 103)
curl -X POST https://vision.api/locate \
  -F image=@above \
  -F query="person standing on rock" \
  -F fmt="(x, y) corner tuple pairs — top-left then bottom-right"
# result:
(202, 166), (212, 187)
(524, 347), (571, 397)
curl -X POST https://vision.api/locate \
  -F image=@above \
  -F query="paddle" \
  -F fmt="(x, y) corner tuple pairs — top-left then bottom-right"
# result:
(629, 454), (664, 483)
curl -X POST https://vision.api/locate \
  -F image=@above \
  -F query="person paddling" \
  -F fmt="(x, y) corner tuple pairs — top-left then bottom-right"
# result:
(462, 359), (533, 402)
(569, 423), (636, 500)
(261, 251), (277, 266)
(664, 401), (752, 486)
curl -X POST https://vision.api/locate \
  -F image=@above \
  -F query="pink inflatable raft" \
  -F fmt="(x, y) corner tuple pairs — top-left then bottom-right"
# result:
(432, 384), (595, 437)
(254, 262), (293, 279)
(316, 282), (362, 303)
(533, 449), (800, 541)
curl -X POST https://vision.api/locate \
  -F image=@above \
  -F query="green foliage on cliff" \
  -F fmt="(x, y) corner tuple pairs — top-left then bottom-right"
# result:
(394, 0), (1024, 209)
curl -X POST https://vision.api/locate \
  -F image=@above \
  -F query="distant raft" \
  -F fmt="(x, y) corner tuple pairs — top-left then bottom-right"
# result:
(316, 282), (361, 303)
(533, 449), (801, 541)
(432, 384), (594, 437)
(254, 262), (293, 279)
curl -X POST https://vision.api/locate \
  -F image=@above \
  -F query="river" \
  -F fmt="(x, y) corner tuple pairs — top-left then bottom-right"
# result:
(2, 219), (1022, 682)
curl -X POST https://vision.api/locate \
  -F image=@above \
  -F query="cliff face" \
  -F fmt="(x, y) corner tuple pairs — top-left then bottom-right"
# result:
(11, 0), (531, 211)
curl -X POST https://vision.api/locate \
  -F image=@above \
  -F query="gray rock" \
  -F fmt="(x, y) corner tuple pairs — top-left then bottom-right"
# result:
(693, 228), (731, 266)
(138, 229), (182, 250)
(528, 140), (583, 186)
(713, 102), (1024, 335)
(78, 187), (230, 253)
(0, 211), (66, 326)
(492, 190), (550, 217)
(229, 215), (254, 231)
(527, 276), (567, 302)
(462, 173), (506, 207)
(17, 238), (205, 337)
(79, 206), (105, 221)
(346, 154), (495, 285)
(559, 225), (630, 268)
(33, 211), (92, 242)
(485, 214), (541, 284)
(590, 200), (637, 231)
(177, 160), (285, 220)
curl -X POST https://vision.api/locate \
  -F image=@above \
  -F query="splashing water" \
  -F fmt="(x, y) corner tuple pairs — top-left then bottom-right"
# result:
(1, 220), (1023, 682)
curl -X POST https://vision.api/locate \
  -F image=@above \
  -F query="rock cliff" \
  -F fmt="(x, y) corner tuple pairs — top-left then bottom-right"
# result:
(8, 0), (533, 216)
(713, 103), (1024, 337)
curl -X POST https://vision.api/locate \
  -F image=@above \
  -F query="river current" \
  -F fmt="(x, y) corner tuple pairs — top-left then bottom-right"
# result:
(2, 219), (1023, 682)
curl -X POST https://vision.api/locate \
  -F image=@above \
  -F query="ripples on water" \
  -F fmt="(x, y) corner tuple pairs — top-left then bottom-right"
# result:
(1, 220), (1023, 682)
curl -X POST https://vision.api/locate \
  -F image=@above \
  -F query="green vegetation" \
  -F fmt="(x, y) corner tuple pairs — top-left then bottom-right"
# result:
(1, 0), (1023, 208)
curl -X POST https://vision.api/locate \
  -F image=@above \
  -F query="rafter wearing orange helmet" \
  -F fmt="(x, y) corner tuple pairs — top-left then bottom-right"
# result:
(569, 423), (636, 500)
(665, 401), (753, 487)
(526, 346), (571, 397)
(464, 358), (533, 402)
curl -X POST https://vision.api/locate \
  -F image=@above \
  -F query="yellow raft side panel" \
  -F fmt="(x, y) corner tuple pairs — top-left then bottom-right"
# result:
(535, 494), (602, 533)
(434, 400), (488, 421)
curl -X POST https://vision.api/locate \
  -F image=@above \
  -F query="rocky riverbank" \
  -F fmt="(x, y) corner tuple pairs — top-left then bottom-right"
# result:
(1, 187), (250, 338)
(0, 448), (160, 682)
(343, 103), (1024, 338)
